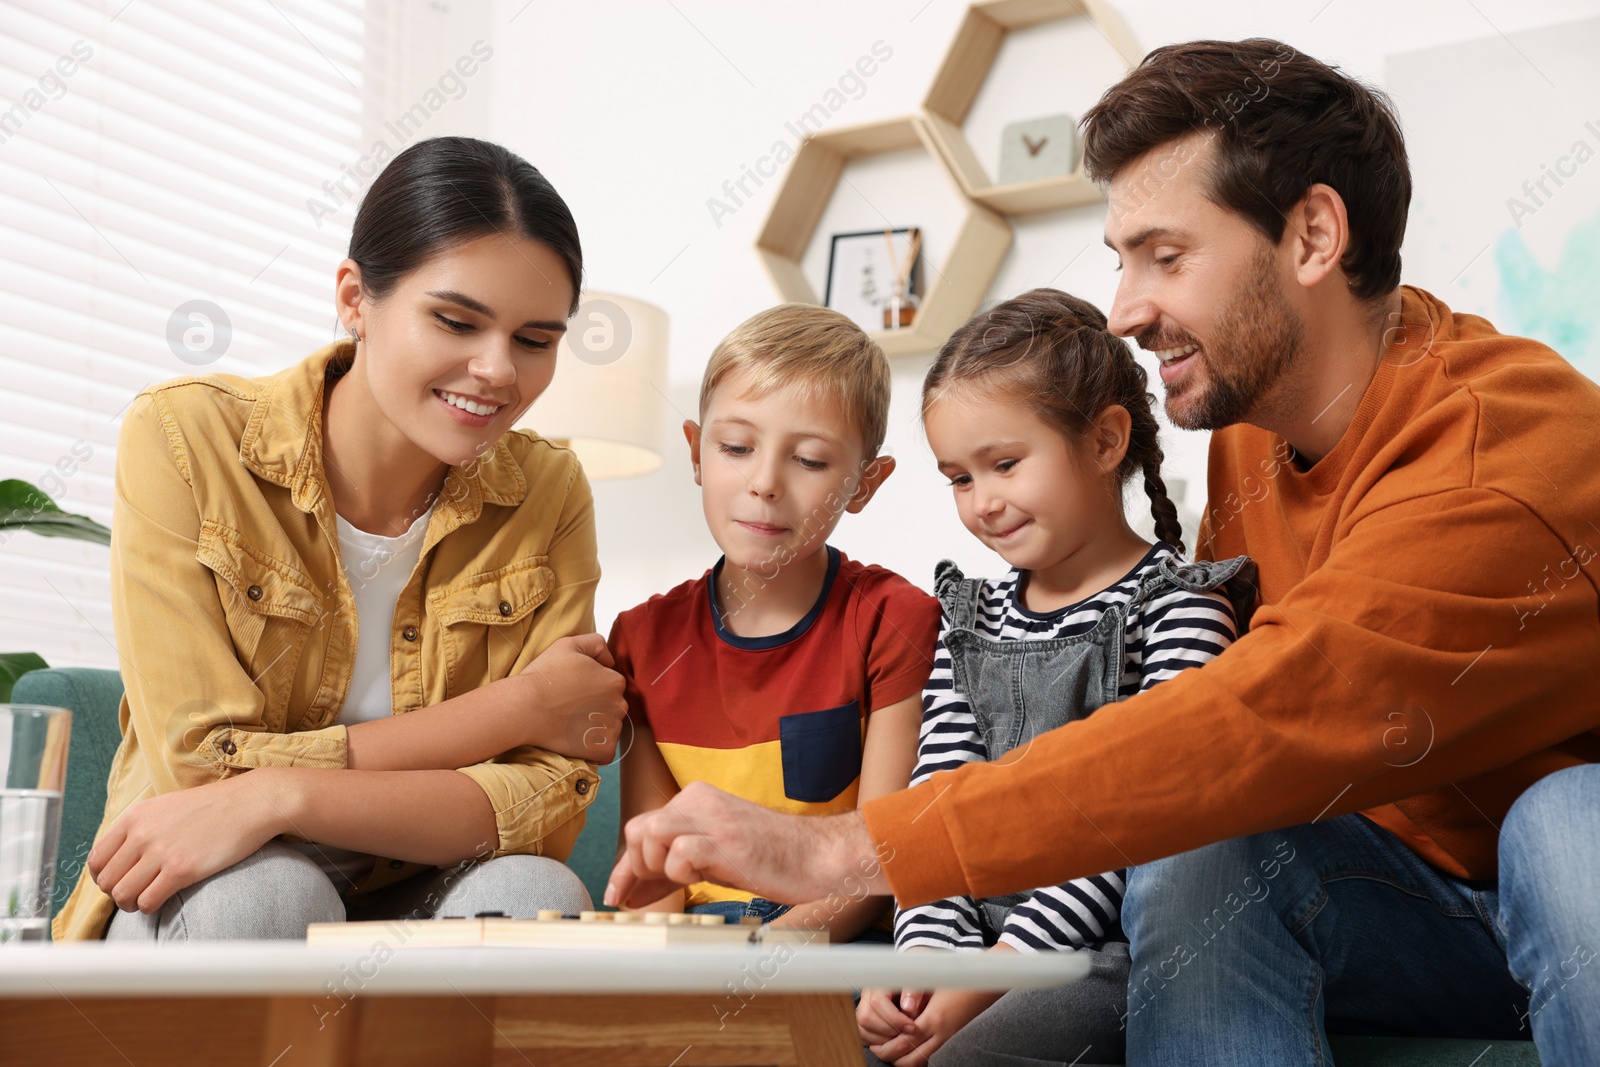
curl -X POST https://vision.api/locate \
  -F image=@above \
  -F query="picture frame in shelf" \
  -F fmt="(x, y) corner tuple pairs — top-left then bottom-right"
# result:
(824, 227), (924, 335)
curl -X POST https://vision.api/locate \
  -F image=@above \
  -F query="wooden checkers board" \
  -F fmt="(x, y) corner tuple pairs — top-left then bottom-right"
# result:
(307, 910), (827, 950)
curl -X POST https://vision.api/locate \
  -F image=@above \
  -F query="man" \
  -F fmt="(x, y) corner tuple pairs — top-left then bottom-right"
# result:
(609, 39), (1600, 1065)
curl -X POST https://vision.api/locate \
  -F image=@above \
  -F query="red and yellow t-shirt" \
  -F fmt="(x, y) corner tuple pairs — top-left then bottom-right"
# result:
(609, 546), (940, 905)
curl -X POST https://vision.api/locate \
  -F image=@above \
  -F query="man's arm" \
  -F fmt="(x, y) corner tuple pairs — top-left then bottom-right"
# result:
(610, 489), (1600, 912)
(866, 487), (1600, 908)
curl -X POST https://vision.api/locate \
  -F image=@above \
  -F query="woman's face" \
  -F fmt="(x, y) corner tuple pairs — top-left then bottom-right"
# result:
(346, 232), (575, 468)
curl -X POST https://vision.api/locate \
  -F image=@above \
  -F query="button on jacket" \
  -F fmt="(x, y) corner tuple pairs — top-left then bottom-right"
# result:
(54, 339), (602, 941)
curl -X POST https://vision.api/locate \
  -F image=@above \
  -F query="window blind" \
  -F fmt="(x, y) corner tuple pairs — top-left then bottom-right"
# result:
(0, 0), (372, 670)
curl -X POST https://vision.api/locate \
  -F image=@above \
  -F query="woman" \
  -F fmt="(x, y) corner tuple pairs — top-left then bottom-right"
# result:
(53, 136), (625, 942)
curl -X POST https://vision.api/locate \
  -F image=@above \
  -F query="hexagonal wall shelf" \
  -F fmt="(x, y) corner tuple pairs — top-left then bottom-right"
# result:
(922, 0), (1141, 215)
(754, 115), (1012, 358)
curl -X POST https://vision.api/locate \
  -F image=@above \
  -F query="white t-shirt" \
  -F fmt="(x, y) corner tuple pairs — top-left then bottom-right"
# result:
(291, 502), (436, 889)
(335, 504), (436, 724)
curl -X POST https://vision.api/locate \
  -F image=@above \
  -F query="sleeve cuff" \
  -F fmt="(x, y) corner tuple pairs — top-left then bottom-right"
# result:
(456, 752), (599, 857)
(898, 936), (985, 953)
(862, 777), (969, 909)
(997, 932), (1043, 954)
(867, 668), (931, 714)
(203, 724), (348, 772)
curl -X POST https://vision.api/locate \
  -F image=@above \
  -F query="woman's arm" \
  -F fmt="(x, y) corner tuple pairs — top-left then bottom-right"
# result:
(768, 693), (921, 940)
(89, 765), (500, 913)
(110, 393), (352, 791)
(616, 719), (686, 913)
(344, 633), (625, 770)
(108, 396), (623, 786)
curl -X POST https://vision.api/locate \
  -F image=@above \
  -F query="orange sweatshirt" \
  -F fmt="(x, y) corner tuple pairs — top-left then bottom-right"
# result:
(865, 286), (1600, 905)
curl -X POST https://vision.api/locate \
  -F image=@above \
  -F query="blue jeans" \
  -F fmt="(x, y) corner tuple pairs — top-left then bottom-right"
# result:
(1122, 764), (1600, 1065)
(688, 897), (795, 924)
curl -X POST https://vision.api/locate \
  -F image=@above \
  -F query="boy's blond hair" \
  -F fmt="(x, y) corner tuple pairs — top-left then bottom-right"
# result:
(698, 304), (891, 459)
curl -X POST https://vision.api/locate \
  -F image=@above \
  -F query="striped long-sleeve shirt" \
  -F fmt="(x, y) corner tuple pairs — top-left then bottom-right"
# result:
(895, 543), (1238, 953)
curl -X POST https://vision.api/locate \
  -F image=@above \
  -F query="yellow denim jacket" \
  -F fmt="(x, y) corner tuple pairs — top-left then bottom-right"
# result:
(54, 339), (601, 941)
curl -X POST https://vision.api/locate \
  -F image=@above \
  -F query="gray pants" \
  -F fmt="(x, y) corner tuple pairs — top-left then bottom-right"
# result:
(862, 942), (1130, 1067)
(105, 840), (591, 941)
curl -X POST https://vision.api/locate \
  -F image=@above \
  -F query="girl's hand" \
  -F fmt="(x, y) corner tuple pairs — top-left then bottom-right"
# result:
(857, 987), (924, 1047)
(519, 633), (627, 762)
(88, 770), (290, 914)
(868, 987), (1000, 1066)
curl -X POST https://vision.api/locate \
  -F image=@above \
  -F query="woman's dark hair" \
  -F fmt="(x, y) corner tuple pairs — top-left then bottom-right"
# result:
(1081, 38), (1409, 302)
(923, 288), (1184, 553)
(347, 136), (583, 314)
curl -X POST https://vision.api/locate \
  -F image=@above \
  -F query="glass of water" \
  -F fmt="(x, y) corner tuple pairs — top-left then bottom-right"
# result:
(1, 704), (70, 944)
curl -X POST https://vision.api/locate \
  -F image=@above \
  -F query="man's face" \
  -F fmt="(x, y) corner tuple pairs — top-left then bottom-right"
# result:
(1103, 133), (1304, 431)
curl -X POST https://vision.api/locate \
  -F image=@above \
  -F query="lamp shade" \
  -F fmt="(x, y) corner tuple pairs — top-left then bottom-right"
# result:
(516, 293), (670, 479)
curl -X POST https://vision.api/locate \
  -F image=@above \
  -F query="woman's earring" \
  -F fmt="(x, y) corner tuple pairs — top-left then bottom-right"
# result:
(347, 324), (361, 343)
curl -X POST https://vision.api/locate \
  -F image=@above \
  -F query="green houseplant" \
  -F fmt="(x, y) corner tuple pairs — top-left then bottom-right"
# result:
(0, 478), (112, 700)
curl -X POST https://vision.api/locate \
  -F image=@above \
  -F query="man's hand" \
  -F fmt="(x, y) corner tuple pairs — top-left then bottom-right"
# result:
(519, 633), (627, 762)
(604, 781), (889, 908)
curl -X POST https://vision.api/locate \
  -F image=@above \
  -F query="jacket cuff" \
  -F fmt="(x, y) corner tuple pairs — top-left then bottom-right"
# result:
(862, 777), (969, 909)
(456, 755), (599, 857)
(202, 724), (348, 772)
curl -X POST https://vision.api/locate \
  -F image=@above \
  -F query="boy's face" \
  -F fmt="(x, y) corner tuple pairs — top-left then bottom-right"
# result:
(685, 371), (892, 576)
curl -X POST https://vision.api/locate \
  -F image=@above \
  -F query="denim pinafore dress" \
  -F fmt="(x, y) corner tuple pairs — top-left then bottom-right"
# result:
(933, 550), (1255, 937)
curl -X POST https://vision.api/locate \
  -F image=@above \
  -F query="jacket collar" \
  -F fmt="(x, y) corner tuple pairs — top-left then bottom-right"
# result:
(237, 339), (530, 522)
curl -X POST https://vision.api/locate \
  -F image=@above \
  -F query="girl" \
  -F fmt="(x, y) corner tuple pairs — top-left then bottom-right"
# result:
(54, 137), (626, 942)
(859, 289), (1250, 1066)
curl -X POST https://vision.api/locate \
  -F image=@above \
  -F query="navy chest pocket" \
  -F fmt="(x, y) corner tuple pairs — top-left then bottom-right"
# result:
(778, 700), (862, 804)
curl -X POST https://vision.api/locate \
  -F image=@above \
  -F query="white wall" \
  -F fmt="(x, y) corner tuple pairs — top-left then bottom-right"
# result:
(478, 0), (1600, 634)
(13, 0), (1599, 668)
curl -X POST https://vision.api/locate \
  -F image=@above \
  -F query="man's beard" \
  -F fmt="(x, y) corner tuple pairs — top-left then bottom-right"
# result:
(1147, 244), (1304, 431)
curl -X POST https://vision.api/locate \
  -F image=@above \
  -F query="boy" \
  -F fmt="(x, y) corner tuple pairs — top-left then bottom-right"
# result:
(608, 304), (939, 941)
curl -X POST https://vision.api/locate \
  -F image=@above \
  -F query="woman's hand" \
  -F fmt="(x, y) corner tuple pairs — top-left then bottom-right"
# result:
(518, 633), (627, 762)
(87, 770), (291, 914)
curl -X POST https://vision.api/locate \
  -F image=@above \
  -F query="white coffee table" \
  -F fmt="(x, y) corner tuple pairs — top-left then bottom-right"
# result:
(0, 942), (1088, 1066)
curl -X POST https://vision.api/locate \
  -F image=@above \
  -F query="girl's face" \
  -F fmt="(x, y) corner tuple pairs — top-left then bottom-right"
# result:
(925, 388), (1120, 573)
(343, 232), (575, 468)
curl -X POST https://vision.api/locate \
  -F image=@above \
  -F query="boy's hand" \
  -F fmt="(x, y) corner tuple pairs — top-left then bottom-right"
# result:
(519, 634), (627, 762)
(866, 987), (1001, 1065)
(857, 988), (925, 1047)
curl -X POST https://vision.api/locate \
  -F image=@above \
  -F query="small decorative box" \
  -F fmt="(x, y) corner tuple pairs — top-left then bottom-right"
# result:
(997, 113), (1079, 185)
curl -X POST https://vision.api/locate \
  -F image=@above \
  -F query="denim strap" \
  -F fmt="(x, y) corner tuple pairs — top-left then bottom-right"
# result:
(933, 558), (985, 633)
